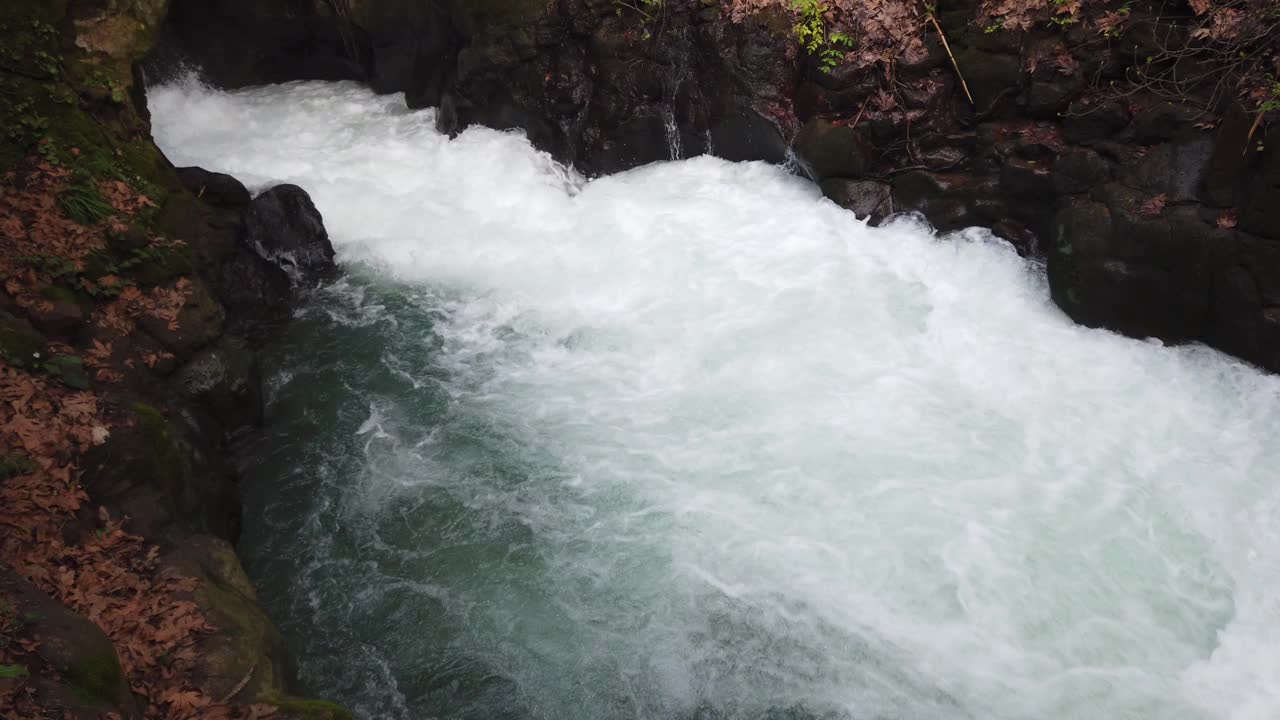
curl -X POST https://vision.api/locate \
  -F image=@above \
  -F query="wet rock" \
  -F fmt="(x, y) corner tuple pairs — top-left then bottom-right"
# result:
(1049, 196), (1216, 343)
(1026, 77), (1078, 119)
(176, 166), (251, 209)
(953, 49), (1021, 115)
(1052, 148), (1112, 195)
(1000, 158), (1054, 200)
(1051, 199), (1112, 258)
(147, 0), (371, 89)
(1239, 141), (1280, 237)
(1132, 100), (1201, 144)
(137, 278), (225, 360)
(1201, 104), (1257, 207)
(1052, 257), (1210, 341)
(1208, 236), (1280, 373)
(160, 536), (292, 704)
(794, 118), (872, 181)
(356, 0), (458, 97)
(820, 178), (893, 224)
(991, 219), (1039, 256)
(708, 107), (791, 166)
(176, 335), (263, 433)
(891, 171), (999, 231)
(241, 185), (336, 284)
(1062, 99), (1129, 144)
(1126, 137), (1213, 203)
(211, 249), (294, 341)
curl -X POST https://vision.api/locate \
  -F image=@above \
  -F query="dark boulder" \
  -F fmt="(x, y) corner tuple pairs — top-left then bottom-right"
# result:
(1200, 103), (1257, 207)
(0, 569), (137, 719)
(794, 118), (872, 181)
(176, 167), (251, 209)
(210, 250), (294, 341)
(1062, 99), (1129, 144)
(146, 0), (371, 89)
(891, 171), (1005, 231)
(1052, 148), (1113, 195)
(952, 49), (1021, 116)
(1131, 100), (1202, 144)
(175, 335), (264, 434)
(820, 178), (893, 223)
(137, 278), (226, 361)
(241, 185), (337, 283)
(1239, 140), (1280, 238)
(1124, 137), (1214, 203)
(999, 158), (1054, 200)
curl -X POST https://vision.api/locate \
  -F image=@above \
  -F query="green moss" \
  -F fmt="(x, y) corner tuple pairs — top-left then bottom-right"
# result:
(0, 453), (38, 479)
(0, 664), (31, 679)
(270, 697), (355, 720)
(133, 402), (189, 496)
(63, 651), (124, 707)
(129, 245), (195, 287)
(0, 315), (45, 369)
(44, 354), (89, 389)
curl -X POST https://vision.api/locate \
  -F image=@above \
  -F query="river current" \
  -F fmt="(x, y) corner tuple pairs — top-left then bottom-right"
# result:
(149, 78), (1280, 720)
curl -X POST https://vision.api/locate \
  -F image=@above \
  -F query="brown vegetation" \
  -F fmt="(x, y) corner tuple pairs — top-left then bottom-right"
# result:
(0, 159), (274, 720)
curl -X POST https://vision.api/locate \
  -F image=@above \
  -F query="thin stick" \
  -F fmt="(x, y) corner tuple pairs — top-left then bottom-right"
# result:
(928, 13), (974, 105)
(1245, 110), (1264, 156)
(850, 95), (872, 129)
(217, 662), (256, 705)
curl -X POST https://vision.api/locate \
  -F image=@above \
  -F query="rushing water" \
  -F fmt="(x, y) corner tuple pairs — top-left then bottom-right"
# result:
(148, 78), (1280, 720)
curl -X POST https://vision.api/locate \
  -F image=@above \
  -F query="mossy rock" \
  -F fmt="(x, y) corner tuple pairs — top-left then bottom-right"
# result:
(0, 452), (38, 479)
(79, 402), (209, 539)
(64, 651), (126, 707)
(0, 567), (138, 719)
(0, 315), (46, 369)
(161, 536), (291, 704)
(44, 354), (90, 389)
(127, 244), (195, 287)
(270, 696), (355, 720)
(133, 402), (189, 492)
(136, 277), (226, 358)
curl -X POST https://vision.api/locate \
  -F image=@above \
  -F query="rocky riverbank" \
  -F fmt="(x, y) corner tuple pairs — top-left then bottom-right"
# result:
(2, 0), (1277, 717)
(150, 0), (1279, 373)
(1, 1), (348, 717)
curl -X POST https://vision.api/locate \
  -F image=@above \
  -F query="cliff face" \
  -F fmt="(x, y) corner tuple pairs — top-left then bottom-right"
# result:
(151, 0), (1280, 373)
(0, 2), (346, 717)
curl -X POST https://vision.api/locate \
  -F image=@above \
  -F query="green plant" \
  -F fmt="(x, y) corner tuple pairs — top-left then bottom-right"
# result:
(791, 0), (853, 72)
(614, 0), (663, 29)
(0, 664), (30, 679)
(59, 182), (114, 226)
(18, 253), (78, 279)
(1260, 76), (1280, 113)
(0, 452), (38, 479)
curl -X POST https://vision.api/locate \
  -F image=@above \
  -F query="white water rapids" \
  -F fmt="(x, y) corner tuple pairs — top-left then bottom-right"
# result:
(149, 79), (1280, 720)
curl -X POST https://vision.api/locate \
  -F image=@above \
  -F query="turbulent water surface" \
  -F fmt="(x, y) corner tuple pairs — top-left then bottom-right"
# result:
(149, 79), (1280, 720)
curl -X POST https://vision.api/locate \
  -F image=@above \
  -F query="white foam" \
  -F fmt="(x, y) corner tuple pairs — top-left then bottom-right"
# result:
(150, 77), (1280, 720)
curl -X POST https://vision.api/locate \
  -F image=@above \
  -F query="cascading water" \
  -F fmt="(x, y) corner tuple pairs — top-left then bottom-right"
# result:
(148, 78), (1280, 720)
